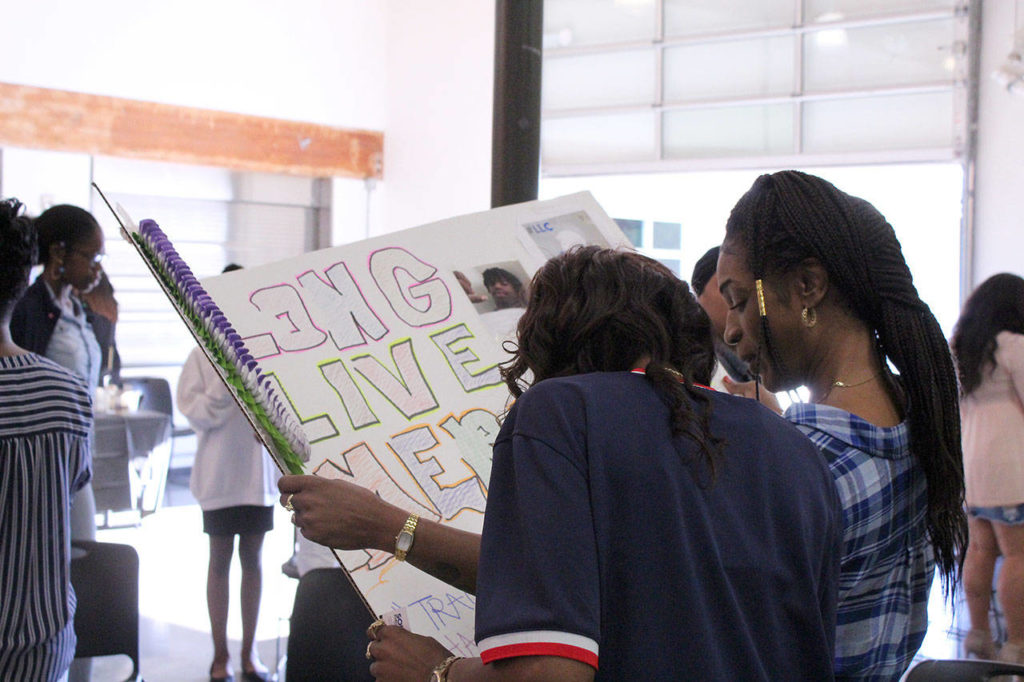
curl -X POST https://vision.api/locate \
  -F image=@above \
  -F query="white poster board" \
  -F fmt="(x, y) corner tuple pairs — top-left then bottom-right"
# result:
(197, 192), (626, 655)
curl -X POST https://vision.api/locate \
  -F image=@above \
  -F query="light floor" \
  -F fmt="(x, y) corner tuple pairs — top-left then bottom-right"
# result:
(84, 470), (975, 681)
(89, 472), (299, 682)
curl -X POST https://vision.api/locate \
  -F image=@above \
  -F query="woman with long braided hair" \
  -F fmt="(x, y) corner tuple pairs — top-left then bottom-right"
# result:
(717, 171), (966, 681)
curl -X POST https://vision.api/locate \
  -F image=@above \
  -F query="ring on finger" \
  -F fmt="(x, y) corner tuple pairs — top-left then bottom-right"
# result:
(365, 641), (374, 660)
(367, 618), (385, 638)
(284, 494), (295, 512)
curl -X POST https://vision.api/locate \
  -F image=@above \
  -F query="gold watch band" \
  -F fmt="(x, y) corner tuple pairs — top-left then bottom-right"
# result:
(394, 513), (419, 561)
(431, 655), (461, 682)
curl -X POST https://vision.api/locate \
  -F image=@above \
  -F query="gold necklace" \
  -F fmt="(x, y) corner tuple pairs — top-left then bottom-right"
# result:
(831, 371), (882, 389)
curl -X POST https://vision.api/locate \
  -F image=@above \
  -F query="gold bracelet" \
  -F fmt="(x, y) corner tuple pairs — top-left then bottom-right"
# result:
(431, 655), (462, 682)
(394, 513), (419, 561)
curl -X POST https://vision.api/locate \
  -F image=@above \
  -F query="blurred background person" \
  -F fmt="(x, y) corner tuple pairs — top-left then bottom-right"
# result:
(78, 268), (120, 386)
(0, 198), (92, 682)
(691, 246), (781, 414)
(283, 534), (374, 682)
(718, 170), (967, 679)
(691, 245), (754, 388)
(10, 204), (107, 397)
(951, 273), (1024, 662)
(176, 263), (278, 682)
(9, 204), (107, 682)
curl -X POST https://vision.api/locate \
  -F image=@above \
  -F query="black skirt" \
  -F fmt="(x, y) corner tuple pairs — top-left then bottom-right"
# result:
(203, 505), (274, 536)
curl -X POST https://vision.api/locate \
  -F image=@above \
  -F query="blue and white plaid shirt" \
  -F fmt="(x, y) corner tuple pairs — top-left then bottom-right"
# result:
(786, 402), (933, 682)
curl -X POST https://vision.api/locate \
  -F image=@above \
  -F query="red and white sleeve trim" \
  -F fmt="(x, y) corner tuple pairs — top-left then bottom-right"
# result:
(478, 630), (599, 669)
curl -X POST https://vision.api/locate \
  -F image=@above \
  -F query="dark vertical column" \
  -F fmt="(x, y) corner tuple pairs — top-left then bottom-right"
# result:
(491, 0), (544, 208)
(959, 0), (982, 303)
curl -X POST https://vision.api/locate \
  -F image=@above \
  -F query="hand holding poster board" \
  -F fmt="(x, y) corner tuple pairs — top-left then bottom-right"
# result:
(117, 191), (627, 655)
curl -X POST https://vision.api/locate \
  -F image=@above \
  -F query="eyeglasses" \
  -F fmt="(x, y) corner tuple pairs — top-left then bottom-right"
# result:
(70, 248), (105, 265)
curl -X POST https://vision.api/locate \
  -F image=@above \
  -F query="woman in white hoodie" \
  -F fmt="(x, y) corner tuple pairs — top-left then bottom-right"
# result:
(177, 264), (278, 682)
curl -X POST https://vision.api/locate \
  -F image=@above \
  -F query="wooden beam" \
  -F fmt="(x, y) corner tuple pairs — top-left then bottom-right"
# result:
(0, 82), (383, 179)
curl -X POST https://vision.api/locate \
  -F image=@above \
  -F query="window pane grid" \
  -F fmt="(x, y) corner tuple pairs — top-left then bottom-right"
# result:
(541, 0), (968, 170)
(91, 161), (325, 370)
(544, 6), (961, 54)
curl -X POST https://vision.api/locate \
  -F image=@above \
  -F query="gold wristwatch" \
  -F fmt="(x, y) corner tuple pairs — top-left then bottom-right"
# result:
(394, 513), (419, 561)
(431, 655), (461, 682)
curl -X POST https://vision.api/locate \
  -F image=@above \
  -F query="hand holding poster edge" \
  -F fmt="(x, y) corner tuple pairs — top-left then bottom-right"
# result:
(95, 186), (629, 655)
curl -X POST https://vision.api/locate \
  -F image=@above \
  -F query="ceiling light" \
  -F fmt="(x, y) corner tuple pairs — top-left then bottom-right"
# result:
(815, 11), (845, 23)
(815, 28), (848, 48)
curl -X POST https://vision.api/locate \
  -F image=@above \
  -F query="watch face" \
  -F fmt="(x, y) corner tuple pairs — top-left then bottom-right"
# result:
(396, 531), (413, 552)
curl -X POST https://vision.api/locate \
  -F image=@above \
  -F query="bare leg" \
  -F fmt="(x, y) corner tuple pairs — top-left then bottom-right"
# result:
(238, 531), (268, 675)
(208, 534), (235, 679)
(965, 516), (999, 635)
(992, 521), (1024, 647)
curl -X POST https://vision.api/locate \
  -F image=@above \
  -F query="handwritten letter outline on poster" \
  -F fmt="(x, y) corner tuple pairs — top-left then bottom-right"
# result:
(120, 191), (626, 655)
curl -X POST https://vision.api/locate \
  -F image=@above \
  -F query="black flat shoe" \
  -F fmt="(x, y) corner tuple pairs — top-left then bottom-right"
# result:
(241, 672), (269, 682)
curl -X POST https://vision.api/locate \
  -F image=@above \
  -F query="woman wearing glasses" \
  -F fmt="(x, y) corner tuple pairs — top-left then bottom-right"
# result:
(10, 203), (109, 682)
(11, 204), (109, 390)
(12, 204), (109, 374)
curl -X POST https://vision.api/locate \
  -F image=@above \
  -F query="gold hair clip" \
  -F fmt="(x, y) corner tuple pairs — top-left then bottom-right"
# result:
(755, 279), (767, 317)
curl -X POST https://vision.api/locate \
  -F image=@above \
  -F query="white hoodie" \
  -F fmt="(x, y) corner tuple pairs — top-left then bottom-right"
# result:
(177, 346), (278, 510)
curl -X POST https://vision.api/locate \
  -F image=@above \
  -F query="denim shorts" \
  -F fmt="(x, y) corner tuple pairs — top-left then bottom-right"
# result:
(969, 504), (1024, 525)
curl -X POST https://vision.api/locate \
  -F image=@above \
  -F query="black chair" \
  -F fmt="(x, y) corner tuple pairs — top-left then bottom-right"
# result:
(119, 376), (194, 512)
(121, 376), (167, 414)
(70, 540), (141, 681)
(902, 659), (1024, 681)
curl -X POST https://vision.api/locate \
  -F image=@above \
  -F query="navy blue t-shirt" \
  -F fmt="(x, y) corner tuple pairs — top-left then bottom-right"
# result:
(476, 372), (841, 680)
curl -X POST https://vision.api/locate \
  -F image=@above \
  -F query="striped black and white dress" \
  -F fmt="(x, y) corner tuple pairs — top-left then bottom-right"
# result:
(0, 354), (92, 682)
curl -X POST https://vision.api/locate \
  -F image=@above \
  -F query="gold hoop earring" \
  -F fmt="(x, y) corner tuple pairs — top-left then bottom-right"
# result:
(801, 306), (817, 328)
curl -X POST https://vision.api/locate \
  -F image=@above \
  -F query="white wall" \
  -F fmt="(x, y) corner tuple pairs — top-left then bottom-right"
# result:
(971, 0), (1024, 287)
(379, 2), (495, 236)
(0, 0), (387, 127)
(0, 0), (497, 241)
